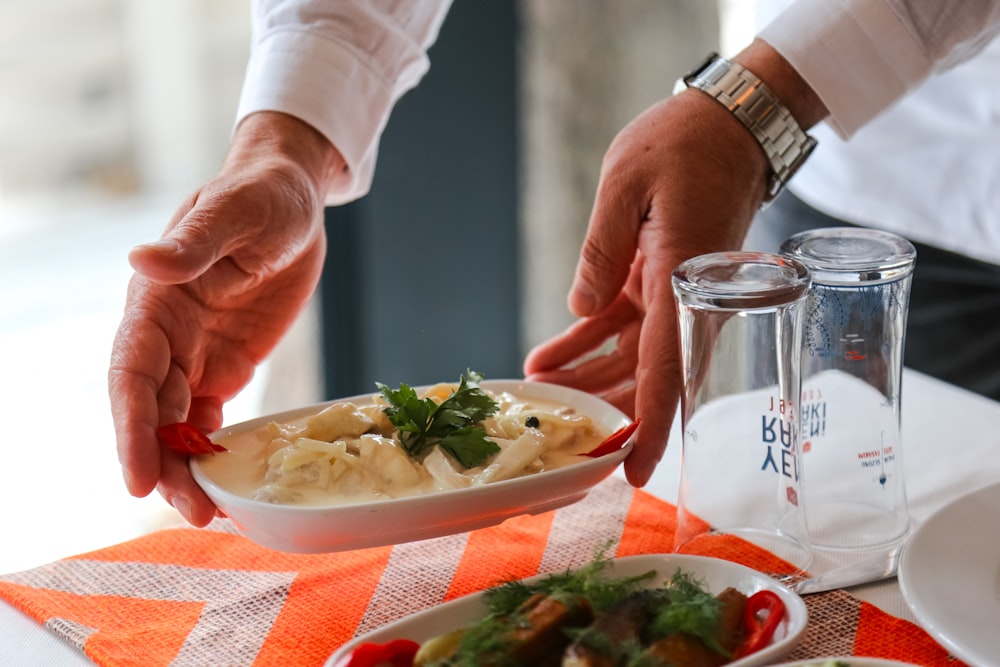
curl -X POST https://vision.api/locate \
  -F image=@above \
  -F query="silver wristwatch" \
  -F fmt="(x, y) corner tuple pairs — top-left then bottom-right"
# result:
(680, 52), (817, 202)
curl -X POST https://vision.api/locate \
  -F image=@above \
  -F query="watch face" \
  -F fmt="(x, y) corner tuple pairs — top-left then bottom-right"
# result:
(683, 51), (721, 83)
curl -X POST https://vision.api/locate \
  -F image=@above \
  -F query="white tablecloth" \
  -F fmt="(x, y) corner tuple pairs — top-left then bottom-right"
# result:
(638, 367), (1000, 623)
(3, 368), (999, 665)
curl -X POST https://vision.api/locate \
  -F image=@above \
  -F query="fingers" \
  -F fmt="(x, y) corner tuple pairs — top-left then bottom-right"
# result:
(108, 374), (161, 498)
(623, 400), (673, 487)
(622, 354), (680, 488)
(536, 292), (679, 489)
(600, 383), (637, 420)
(157, 448), (219, 527)
(155, 390), (224, 525)
(110, 303), (220, 522)
(187, 395), (225, 437)
(526, 328), (640, 400)
(109, 296), (175, 498)
(524, 294), (638, 374)
(568, 132), (651, 318)
(626, 353), (682, 488)
(533, 245), (684, 488)
(624, 247), (685, 487)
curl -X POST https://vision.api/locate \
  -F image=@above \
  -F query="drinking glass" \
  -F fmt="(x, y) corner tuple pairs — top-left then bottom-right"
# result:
(781, 227), (916, 551)
(672, 251), (812, 573)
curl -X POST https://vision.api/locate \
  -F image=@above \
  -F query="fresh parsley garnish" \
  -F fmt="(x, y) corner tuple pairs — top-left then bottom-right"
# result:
(377, 370), (500, 468)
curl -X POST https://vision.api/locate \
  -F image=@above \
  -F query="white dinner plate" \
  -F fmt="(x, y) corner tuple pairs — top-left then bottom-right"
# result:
(773, 660), (918, 667)
(324, 553), (808, 667)
(190, 380), (633, 553)
(898, 479), (1000, 667)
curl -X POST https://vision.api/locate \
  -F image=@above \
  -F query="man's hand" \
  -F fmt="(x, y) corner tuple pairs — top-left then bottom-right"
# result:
(108, 112), (342, 525)
(525, 40), (826, 488)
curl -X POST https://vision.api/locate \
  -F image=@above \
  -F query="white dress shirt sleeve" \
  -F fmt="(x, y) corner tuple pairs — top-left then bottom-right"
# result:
(237, 0), (453, 204)
(759, 0), (1000, 138)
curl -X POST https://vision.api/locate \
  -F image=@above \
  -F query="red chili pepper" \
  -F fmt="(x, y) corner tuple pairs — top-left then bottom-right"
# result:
(585, 419), (640, 458)
(157, 422), (227, 455)
(734, 589), (786, 658)
(332, 639), (420, 667)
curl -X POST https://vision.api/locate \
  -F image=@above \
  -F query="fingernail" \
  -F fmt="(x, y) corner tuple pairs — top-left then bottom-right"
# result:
(122, 470), (137, 495)
(136, 238), (181, 254)
(171, 496), (192, 522)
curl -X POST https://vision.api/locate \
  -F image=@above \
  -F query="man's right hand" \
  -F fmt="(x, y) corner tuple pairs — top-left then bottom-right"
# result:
(108, 112), (342, 526)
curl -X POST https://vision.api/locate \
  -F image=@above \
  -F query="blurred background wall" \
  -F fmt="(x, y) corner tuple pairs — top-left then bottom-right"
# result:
(0, 0), (247, 208)
(0, 0), (253, 575)
(0, 0), (752, 573)
(520, 0), (722, 351)
(312, 0), (724, 402)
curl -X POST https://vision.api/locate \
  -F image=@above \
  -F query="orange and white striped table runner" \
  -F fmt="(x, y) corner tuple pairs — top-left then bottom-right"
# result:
(0, 477), (967, 666)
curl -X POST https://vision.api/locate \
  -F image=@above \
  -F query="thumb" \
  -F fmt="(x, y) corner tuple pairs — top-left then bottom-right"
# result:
(569, 181), (644, 318)
(128, 213), (225, 286)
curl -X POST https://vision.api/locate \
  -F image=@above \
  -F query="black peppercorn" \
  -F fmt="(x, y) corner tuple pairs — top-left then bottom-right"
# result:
(524, 415), (540, 429)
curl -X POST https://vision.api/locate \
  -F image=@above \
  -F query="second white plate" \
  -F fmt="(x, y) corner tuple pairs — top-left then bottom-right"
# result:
(324, 553), (808, 666)
(898, 479), (1000, 667)
(773, 660), (918, 667)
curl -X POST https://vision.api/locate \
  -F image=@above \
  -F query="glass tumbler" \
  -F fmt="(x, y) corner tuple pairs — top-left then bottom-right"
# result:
(672, 251), (812, 573)
(781, 227), (916, 551)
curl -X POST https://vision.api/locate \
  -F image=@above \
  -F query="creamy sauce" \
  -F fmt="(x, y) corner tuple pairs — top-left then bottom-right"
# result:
(198, 388), (609, 507)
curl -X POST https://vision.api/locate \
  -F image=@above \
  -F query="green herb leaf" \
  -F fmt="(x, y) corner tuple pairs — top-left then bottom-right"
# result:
(483, 543), (654, 616)
(377, 370), (500, 468)
(648, 569), (728, 655)
(439, 427), (501, 469)
(454, 545), (655, 666)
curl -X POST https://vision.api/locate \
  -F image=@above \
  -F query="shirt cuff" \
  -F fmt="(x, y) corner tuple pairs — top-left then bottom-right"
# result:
(236, 29), (428, 205)
(759, 0), (933, 138)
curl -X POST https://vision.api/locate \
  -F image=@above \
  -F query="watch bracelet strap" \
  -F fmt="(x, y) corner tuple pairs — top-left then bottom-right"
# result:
(683, 53), (816, 200)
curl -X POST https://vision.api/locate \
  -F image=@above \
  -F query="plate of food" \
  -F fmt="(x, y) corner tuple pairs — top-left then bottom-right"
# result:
(898, 479), (1000, 667)
(187, 372), (635, 553)
(772, 660), (919, 667)
(324, 553), (808, 667)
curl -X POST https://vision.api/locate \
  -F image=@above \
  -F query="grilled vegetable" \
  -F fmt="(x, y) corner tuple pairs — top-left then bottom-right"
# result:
(413, 630), (464, 666)
(733, 590), (785, 658)
(332, 638), (420, 667)
(562, 590), (657, 667)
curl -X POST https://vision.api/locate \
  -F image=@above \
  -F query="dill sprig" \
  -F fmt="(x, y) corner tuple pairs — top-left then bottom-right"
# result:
(419, 552), (735, 666)
(647, 569), (728, 655)
(483, 550), (656, 616)
(438, 548), (654, 666)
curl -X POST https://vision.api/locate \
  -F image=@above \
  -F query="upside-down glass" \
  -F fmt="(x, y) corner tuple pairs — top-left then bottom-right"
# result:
(781, 228), (916, 551)
(672, 251), (813, 574)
